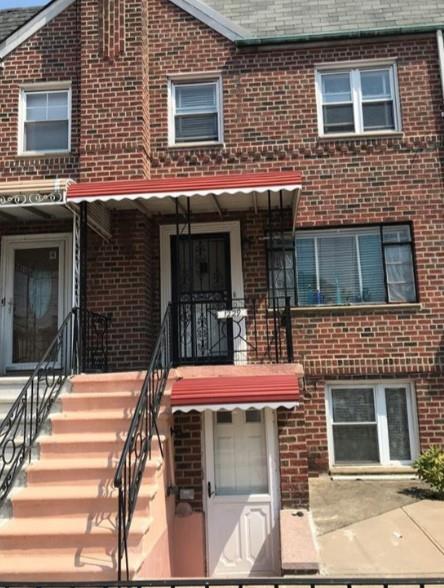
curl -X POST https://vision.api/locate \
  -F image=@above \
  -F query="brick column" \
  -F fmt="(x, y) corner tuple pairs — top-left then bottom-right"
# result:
(277, 405), (309, 508)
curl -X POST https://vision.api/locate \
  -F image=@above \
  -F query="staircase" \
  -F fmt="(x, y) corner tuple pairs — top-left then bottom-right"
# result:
(0, 377), (30, 422)
(0, 371), (173, 581)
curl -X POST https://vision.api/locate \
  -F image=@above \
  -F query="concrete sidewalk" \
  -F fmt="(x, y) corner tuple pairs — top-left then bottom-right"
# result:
(318, 500), (444, 576)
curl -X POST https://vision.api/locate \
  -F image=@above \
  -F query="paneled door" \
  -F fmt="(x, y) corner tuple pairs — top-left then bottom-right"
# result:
(204, 409), (279, 577)
(0, 235), (71, 372)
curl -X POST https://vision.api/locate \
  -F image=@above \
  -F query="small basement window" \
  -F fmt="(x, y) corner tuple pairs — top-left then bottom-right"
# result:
(326, 382), (418, 466)
(20, 87), (71, 154)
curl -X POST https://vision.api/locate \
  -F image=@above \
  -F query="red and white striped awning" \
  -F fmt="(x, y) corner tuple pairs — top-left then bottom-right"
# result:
(171, 374), (300, 412)
(67, 171), (302, 204)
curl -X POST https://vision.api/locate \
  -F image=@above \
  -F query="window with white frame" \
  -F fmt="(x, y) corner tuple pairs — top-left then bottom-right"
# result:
(169, 78), (222, 145)
(327, 382), (418, 465)
(268, 224), (417, 307)
(316, 64), (400, 135)
(20, 87), (71, 153)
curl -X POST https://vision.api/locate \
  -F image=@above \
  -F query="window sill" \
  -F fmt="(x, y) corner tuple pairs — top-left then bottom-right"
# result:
(317, 131), (404, 142)
(17, 151), (72, 158)
(330, 464), (415, 477)
(291, 302), (421, 314)
(168, 141), (224, 149)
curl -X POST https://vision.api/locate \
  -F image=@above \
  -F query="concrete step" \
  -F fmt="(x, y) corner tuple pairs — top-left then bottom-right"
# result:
(0, 514), (152, 550)
(50, 407), (168, 434)
(26, 456), (163, 485)
(71, 372), (146, 395)
(0, 548), (144, 580)
(10, 483), (157, 517)
(60, 391), (139, 412)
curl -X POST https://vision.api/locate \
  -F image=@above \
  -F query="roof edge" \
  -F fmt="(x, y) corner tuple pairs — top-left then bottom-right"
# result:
(168, 0), (249, 41)
(235, 23), (444, 47)
(0, 0), (75, 61)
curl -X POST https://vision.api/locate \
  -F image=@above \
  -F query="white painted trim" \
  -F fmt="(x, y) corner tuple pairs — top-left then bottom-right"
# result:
(315, 61), (402, 137)
(325, 380), (419, 468)
(173, 401), (299, 413)
(159, 220), (244, 313)
(18, 84), (72, 156)
(0, 0), (76, 61)
(168, 74), (224, 147)
(0, 233), (72, 373)
(167, 0), (248, 42)
(203, 408), (280, 576)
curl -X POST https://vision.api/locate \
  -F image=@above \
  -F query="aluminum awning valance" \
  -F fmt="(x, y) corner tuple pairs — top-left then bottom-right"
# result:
(171, 375), (300, 413)
(66, 171), (302, 218)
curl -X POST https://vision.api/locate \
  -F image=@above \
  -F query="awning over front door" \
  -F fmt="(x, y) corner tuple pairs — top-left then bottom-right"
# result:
(171, 374), (300, 412)
(66, 171), (303, 219)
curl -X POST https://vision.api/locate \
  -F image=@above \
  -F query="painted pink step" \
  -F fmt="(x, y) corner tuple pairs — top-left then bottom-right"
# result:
(61, 391), (139, 411)
(0, 371), (172, 581)
(11, 483), (157, 517)
(0, 515), (152, 550)
(27, 457), (162, 485)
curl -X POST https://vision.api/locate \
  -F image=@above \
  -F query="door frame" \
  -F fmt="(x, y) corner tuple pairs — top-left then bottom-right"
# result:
(0, 233), (73, 373)
(159, 221), (244, 314)
(202, 408), (281, 576)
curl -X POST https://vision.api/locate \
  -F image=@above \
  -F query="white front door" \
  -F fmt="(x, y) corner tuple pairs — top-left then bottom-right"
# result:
(204, 409), (280, 577)
(0, 234), (72, 372)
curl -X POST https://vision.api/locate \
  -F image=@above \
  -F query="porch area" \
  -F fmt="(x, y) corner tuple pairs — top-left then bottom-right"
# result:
(0, 171), (312, 581)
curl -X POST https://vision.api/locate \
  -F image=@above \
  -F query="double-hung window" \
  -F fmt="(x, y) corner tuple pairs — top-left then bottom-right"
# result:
(20, 86), (71, 154)
(268, 224), (417, 307)
(327, 382), (418, 465)
(316, 64), (400, 136)
(169, 77), (223, 145)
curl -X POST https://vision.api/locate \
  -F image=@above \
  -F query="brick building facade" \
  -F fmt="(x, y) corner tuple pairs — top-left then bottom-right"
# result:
(0, 0), (443, 577)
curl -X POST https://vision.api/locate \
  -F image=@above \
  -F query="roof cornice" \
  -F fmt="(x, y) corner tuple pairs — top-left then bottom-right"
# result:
(235, 23), (444, 47)
(0, 0), (75, 61)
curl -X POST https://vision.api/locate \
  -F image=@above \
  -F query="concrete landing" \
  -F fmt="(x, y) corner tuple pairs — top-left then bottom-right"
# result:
(318, 499), (444, 576)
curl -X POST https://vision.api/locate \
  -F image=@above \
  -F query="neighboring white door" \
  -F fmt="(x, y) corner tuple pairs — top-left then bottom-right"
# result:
(0, 234), (72, 372)
(204, 408), (280, 577)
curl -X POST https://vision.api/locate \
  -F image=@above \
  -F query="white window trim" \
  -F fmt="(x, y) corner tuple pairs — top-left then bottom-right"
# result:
(315, 61), (402, 138)
(167, 73), (224, 147)
(18, 83), (72, 156)
(325, 380), (419, 468)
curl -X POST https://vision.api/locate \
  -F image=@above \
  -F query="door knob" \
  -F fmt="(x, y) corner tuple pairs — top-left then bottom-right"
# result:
(207, 481), (215, 498)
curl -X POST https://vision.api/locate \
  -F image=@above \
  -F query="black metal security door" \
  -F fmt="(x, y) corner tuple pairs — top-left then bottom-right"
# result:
(171, 233), (233, 365)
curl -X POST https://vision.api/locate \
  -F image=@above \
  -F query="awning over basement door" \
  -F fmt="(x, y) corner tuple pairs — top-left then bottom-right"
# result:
(171, 375), (300, 413)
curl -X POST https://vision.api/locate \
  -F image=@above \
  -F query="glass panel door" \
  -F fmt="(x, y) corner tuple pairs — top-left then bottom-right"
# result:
(213, 410), (268, 495)
(12, 247), (60, 364)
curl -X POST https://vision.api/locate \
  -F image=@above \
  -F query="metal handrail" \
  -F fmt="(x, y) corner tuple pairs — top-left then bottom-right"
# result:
(0, 307), (110, 507)
(114, 304), (173, 581)
(171, 294), (294, 365)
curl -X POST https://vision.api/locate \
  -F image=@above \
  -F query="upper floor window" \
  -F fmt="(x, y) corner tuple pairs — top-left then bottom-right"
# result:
(19, 86), (71, 154)
(169, 76), (223, 146)
(268, 224), (417, 307)
(316, 64), (400, 136)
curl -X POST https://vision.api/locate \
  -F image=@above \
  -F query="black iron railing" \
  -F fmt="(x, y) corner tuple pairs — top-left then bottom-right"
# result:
(114, 304), (173, 581)
(172, 294), (294, 366)
(0, 307), (110, 507)
(0, 578), (442, 587)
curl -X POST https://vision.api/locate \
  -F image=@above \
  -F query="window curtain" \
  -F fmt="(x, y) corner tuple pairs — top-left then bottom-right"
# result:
(384, 245), (416, 302)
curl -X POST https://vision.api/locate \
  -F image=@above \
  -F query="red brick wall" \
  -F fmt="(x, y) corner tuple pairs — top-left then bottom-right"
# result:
(173, 411), (203, 511)
(0, 3), (80, 180)
(277, 406), (309, 508)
